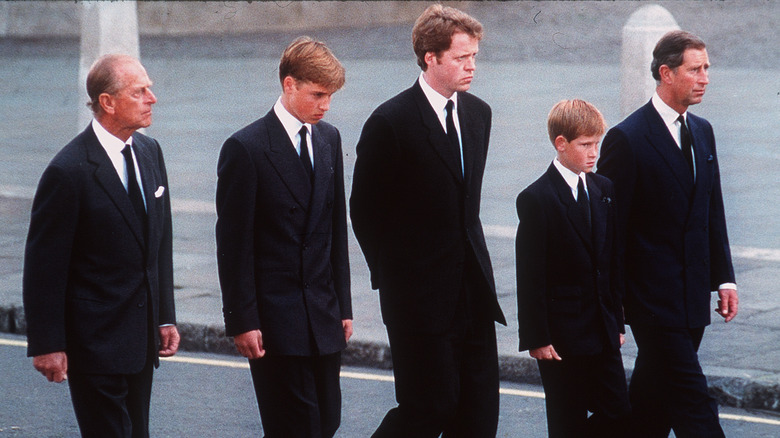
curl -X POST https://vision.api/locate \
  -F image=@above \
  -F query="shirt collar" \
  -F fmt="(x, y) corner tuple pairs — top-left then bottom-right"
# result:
(92, 118), (132, 152)
(652, 92), (687, 127)
(273, 97), (311, 146)
(419, 72), (458, 115)
(553, 158), (587, 194)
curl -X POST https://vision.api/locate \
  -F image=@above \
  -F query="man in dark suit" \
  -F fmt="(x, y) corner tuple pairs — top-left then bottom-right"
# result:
(516, 99), (630, 437)
(23, 53), (179, 438)
(350, 5), (506, 436)
(597, 31), (738, 437)
(216, 37), (352, 438)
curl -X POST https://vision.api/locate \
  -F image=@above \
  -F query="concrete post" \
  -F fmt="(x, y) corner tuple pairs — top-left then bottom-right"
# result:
(78, 1), (140, 130)
(620, 5), (679, 117)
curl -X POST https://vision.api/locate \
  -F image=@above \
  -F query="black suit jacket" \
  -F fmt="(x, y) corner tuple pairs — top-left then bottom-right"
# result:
(515, 165), (623, 356)
(597, 101), (735, 328)
(216, 109), (351, 356)
(350, 81), (506, 334)
(23, 124), (175, 374)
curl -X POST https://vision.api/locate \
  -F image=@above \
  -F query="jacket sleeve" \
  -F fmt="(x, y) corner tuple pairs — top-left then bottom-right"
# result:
(215, 138), (262, 336)
(349, 111), (399, 290)
(331, 130), (352, 319)
(23, 164), (79, 357)
(515, 190), (552, 352)
(155, 142), (176, 326)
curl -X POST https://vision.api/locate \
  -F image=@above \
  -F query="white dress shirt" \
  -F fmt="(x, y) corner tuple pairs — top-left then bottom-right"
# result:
(274, 97), (314, 169)
(652, 92), (696, 179)
(91, 119), (146, 209)
(419, 73), (464, 176)
(553, 158), (588, 201)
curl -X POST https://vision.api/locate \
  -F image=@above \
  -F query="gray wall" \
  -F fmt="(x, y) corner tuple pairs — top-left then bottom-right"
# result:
(0, 1), (455, 37)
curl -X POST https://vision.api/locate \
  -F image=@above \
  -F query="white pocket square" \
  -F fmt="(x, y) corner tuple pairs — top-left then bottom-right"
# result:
(154, 186), (165, 198)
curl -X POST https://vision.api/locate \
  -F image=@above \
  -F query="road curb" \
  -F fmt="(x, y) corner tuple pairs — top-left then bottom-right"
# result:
(3, 304), (779, 413)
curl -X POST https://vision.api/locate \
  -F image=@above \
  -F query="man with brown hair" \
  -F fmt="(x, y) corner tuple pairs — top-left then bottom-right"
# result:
(351, 5), (505, 437)
(598, 30), (737, 437)
(216, 36), (352, 438)
(24, 53), (178, 437)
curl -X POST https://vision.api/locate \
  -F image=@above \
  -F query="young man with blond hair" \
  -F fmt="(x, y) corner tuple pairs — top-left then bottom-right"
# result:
(516, 99), (630, 437)
(216, 36), (352, 438)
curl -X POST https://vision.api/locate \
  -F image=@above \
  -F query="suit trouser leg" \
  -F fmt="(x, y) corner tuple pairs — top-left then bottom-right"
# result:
(68, 359), (154, 438)
(537, 350), (630, 438)
(629, 325), (724, 438)
(373, 317), (499, 438)
(249, 352), (342, 438)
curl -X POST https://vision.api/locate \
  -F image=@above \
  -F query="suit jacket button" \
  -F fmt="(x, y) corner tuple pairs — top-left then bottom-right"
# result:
(138, 301), (145, 308)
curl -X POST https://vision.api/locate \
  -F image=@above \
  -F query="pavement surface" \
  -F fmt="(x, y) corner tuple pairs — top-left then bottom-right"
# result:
(1, 0), (779, 413)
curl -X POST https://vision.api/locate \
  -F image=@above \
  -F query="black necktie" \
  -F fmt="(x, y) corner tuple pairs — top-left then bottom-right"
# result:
(445, 100), (463, 176)
(677, 115), (694, 177)
(577, 177), (591, 229)
(298, 126), (313, 184)
(121, 144), (147, 238)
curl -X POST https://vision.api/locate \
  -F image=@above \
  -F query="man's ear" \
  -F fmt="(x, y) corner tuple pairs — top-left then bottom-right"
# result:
(658, 64), (674, 85)
(98, 93), (114, 115)
(424, 51), (437, 69)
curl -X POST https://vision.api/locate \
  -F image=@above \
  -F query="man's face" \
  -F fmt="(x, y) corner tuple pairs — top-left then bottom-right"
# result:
(666, 48), (710, 111)
(423, 31), (479, 98)
(283, 78), (334, 125)
(108, 60), (157, 133)
(556, 134), (601, 174)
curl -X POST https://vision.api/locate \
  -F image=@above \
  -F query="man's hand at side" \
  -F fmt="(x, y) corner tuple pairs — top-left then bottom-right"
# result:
(234, 329), (265, 359)
(33, 351), (68, 383)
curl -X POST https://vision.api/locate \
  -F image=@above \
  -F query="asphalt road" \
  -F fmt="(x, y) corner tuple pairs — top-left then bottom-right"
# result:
(2, 334), (779, 437)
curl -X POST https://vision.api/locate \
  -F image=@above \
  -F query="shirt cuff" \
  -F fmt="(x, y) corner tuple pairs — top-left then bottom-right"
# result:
(717, 283), (737, 291)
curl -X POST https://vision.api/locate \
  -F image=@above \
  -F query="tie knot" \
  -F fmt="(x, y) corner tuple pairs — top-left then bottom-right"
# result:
(446, 99), (454, 114)
(121, 144), (132, 156)
(299, 125), (308, 137)
(677, 114), (686, 126)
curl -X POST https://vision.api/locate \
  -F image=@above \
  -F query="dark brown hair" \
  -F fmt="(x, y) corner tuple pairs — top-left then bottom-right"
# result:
(651, 30), (706, 80)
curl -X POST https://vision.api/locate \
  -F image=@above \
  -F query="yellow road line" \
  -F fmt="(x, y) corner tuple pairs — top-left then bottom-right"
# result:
(4, 337), (779, 426)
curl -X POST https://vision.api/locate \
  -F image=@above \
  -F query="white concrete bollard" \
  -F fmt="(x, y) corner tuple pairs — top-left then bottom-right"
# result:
(620, 5), (679, 117)
(77, 1), (140, 130)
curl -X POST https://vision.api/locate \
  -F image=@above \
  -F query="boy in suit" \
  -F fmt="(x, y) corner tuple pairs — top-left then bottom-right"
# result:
(515, 99), (630, 437)
(215, 37), (352, 438)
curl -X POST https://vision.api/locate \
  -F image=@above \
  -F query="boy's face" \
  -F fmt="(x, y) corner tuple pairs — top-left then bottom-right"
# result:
(555, 134), (601, 174)
(282, 77), (334, 125)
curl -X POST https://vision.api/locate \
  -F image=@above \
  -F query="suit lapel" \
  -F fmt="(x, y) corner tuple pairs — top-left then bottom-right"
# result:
(263, 110), (312, 209)
(412, 82), (464, 184)
(305, 125), (334, 235)
(85, 126), (146, 248)
(642, 103), (695, 196)
(548, 164), (592, 250)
